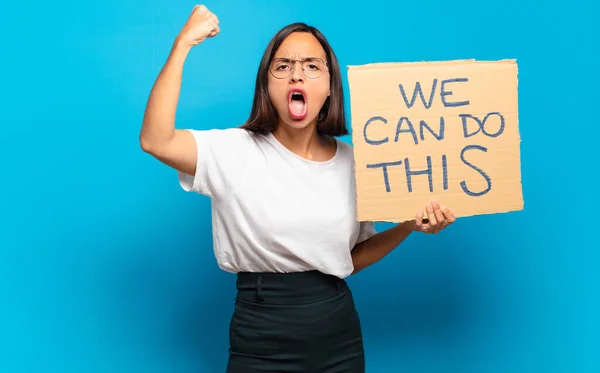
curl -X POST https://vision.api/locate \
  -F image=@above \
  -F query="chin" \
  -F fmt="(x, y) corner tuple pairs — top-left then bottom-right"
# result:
(279, 114), (318, 131)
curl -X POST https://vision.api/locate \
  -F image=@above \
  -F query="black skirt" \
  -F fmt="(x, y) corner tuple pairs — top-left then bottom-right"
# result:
(226, 270), (365, 373)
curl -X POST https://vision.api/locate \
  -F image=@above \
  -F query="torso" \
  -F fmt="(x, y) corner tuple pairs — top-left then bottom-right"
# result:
(178, 128), (375, 279)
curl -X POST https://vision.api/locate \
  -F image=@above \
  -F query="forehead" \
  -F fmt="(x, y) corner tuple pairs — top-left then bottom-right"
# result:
(273, 32), (327, 60)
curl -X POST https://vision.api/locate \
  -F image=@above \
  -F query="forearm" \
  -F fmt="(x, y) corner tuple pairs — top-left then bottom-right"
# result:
(351, 221), (413, 274)
(140, 40), (192, 151)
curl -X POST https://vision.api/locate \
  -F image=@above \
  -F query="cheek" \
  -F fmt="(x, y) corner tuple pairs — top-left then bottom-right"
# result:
(268, 81), (286, 106)
(309, 81), (331, 105)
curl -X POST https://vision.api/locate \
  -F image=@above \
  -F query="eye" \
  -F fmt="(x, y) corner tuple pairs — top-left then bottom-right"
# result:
(274, 61), (291, 70)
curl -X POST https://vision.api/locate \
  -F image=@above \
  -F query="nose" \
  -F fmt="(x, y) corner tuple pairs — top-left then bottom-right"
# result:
(290, 60), (304, 83)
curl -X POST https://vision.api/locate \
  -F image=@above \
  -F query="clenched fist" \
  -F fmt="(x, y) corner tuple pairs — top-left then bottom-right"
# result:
(176, 5), (220, 48)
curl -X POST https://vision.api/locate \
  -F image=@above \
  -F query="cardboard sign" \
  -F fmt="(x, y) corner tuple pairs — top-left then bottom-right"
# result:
(347, 59), (523, 222)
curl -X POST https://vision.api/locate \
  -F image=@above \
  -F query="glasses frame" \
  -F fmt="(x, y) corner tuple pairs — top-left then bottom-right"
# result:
(269, 57), (329, 80)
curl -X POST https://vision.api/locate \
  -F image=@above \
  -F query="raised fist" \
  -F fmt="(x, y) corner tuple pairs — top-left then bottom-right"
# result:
(176, 5), (220, 47)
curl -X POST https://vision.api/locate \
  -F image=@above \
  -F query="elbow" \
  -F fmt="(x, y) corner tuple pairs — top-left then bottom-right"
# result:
(351, 261), (366, 275)
(350, 252), (364, 275)
(350, 242), (371, 275)
(139, 131), (161, 155)
(139, 135), (153, 154)
(139, 127), (174, 155)
(139, 121), (159, 154)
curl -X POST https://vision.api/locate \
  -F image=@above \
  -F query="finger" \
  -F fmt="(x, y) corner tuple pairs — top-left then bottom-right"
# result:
(432, 200), (445, 225)
(415, 209), (424, 231)
(193, 4), (205, 14)
(211, 13), (219, 23)
(426, 202), (437, 227)
(209, 24), (220, 37)
(440, 204), (455, 224)
(423, 224), (433, 234)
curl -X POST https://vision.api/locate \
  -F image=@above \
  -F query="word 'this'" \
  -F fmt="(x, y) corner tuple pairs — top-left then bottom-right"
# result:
(362, 78), (506, 197)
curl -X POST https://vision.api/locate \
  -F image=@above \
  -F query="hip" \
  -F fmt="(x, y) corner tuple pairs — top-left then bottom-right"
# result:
(227, 270), (365, 372)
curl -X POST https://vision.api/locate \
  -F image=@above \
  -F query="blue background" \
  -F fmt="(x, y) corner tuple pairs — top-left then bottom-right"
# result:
(1, 0), (598, 372)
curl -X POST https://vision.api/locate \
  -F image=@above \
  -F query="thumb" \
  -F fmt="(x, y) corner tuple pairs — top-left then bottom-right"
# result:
(208, 24), (220, 37)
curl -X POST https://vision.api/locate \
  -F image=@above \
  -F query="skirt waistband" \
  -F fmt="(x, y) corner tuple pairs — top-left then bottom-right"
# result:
(235, 270), (348, 305)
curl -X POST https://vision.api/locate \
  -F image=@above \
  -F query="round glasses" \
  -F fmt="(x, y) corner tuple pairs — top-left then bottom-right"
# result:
(269, 57), (328, 79)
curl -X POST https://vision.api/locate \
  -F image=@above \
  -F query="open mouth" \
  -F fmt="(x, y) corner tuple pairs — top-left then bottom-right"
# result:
(288, 89), (308, 120)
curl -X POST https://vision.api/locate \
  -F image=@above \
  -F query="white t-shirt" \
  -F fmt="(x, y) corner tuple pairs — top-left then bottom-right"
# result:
(178, 127), (377, 279)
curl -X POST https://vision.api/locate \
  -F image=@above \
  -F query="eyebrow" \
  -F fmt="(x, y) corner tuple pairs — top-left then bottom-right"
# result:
(273, 57), (325, 62)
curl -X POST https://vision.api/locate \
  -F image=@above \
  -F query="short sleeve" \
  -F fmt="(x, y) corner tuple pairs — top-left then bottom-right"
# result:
(178, 128), (254, 199)
(356, 221), (377, 244)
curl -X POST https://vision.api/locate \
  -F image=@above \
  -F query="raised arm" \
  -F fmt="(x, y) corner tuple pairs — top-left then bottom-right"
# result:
(139, 5), (220, 176)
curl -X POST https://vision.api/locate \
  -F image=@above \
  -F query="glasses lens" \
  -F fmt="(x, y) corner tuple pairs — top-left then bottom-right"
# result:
(302, 59), (326, 79)
(271, 59), (292, 78)
(270, 58), (327, 79)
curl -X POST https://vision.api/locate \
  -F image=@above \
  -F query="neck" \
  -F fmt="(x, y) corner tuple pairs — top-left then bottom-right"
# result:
(272, 120), (323, 158)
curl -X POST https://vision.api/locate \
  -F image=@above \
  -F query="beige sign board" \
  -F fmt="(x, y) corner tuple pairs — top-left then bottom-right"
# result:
(347, 59), (523, 222)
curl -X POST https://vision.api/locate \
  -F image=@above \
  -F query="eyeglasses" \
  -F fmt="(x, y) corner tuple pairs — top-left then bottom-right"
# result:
(269, 57), (328, 79)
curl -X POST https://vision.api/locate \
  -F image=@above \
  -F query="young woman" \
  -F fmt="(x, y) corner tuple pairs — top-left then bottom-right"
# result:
(140, 5), (455, 372)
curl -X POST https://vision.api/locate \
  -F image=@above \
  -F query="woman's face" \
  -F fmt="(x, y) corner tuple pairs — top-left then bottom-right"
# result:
(267, 32), (330, 131)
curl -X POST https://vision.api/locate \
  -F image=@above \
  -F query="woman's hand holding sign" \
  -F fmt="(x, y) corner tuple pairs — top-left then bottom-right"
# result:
(410, 201), (456, 234)
(351, 200), (455, 274)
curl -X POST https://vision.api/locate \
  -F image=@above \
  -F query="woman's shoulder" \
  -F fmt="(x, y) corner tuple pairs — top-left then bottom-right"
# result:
(333, 138), (356, 160)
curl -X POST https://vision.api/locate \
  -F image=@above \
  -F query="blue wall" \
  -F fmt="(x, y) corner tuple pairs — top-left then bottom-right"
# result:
(1, 1), (597, 372)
